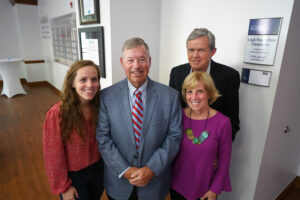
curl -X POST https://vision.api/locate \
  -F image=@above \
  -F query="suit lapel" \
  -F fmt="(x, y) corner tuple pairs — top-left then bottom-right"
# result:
(182, 64), (191, 80)
(117, 79), (137, 149)
(184, 64), (191, 74)
(139, 78), (158, 150)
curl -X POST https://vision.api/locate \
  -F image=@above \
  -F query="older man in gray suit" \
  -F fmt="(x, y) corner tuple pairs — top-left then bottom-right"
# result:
(96, 37), (182, 200)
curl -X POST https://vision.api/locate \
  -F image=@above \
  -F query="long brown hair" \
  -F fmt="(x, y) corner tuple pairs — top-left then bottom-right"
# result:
(59, 60), (101, 142)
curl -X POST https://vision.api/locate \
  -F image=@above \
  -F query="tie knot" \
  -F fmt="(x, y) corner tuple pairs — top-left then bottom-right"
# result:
(134, 89), (142, 97)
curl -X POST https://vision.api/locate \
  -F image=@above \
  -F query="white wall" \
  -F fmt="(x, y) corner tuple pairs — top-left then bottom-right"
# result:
(0, 0), (22, 81)
(2, 0), (161, 89)
(37, 0), (113, 90)
(15, 4), (44, 60)
(0, 1), (22, 58)
(37, 0), (161, 90)
(15, 4), (45, 82)
(253, 1), (300, 199)
(110, 0), (161, 83)
(158, 0), (294, 199)
(75, 0), (113, 89)
(0, 2), (46, 83)
(38, 0), (84, 90)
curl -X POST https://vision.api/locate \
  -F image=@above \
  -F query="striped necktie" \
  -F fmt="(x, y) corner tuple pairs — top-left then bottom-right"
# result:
(132, 89), (143, 149)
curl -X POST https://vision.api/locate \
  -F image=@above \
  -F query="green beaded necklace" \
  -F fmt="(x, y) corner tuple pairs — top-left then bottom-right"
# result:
(185, 108), (210, 144)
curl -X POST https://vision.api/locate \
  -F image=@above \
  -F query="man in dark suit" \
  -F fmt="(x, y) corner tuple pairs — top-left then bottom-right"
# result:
(96, 37), (182, 200)
(169, 28), (240, 141)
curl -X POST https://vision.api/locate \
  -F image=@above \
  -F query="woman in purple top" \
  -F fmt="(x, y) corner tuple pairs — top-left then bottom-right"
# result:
(170, 72), (232, 200)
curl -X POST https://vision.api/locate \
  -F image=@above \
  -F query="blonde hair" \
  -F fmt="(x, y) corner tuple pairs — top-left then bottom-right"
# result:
(182, 72), (220, 105)
(60, 60), (101, 142)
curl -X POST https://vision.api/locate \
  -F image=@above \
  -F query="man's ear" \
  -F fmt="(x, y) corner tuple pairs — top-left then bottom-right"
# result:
(120, 57), (123, 64)
(211, 48), (217, 57)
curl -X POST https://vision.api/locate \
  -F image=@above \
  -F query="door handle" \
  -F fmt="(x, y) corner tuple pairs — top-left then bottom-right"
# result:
(284, 126), (290, 133)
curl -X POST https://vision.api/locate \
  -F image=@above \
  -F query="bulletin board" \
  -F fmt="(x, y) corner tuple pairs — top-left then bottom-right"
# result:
(50, 12), (78, 66)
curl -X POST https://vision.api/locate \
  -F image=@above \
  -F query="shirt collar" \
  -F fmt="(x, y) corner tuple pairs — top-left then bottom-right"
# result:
(127, 79), (148, 97)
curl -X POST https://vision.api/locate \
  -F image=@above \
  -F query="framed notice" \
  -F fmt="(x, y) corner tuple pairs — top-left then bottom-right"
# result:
(78, 0), (100, 24)
(78, 26), (106, 77)
(241, 68), (272, 87)
(244, 18), (282, 65)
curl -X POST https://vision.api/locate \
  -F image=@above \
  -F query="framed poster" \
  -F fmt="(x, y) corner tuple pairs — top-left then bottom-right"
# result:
(244, 17), (282, 65)
(78, 26), (106, 77)
(78, 0), (100, 24)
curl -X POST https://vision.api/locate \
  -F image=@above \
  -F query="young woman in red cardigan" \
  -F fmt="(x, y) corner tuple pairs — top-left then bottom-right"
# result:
(43, 60), (103, 200)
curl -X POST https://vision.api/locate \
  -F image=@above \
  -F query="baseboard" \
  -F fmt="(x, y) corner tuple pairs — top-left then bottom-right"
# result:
(20, 78), (27, 84)
(23, 60), (45, 64)
(0, 79), (61, 96)
(295, 176), (300, 189)
(27, 80), (61, 96)
(26, 80), (48, 86)
(276, 176), (300, 200)
(31, 80), (61, 96)
(45, 81), (61, 96)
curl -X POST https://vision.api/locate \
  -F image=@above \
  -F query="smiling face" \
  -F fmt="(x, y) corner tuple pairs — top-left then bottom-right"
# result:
(72, 66), (100, 104)
(185, 81), (209, 112)
(120, 45), (151, 88)
(187, 36), (216, 72)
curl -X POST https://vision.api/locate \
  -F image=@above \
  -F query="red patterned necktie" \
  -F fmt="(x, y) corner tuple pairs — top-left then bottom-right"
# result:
(132, 89), (143, 149)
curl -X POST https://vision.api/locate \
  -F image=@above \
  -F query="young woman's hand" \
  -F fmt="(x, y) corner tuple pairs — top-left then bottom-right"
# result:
(62, 186), (79, 200)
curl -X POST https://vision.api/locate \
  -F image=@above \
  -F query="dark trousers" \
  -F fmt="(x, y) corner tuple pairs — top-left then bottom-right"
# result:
(107, 186), (138, 200)
(60, 159), (104, 200)
(170, 189), (204, 200)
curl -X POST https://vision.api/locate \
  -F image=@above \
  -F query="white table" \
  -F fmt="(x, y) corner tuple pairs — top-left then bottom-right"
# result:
(0, 58), (26, 98)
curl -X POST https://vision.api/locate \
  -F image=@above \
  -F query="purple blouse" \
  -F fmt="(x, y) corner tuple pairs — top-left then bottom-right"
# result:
(171, 109), (232, 200)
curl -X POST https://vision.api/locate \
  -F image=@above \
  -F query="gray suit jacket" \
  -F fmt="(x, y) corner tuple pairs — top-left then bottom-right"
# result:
(96, 78), (182, 200)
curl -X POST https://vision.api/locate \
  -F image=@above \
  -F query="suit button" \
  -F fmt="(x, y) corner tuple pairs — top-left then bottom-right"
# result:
(134, 155), (138, 159)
